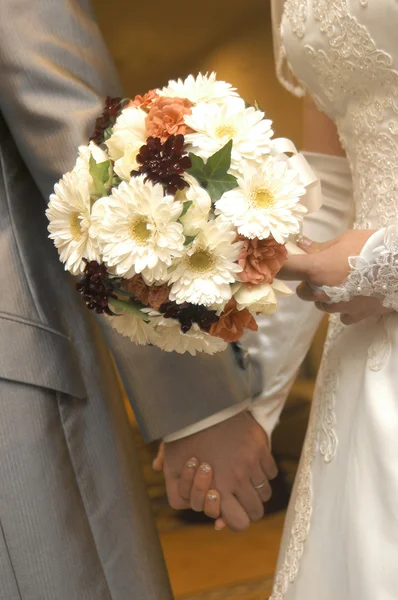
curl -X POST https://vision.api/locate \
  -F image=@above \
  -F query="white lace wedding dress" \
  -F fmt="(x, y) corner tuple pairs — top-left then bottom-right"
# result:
(269, 2), (398, 599)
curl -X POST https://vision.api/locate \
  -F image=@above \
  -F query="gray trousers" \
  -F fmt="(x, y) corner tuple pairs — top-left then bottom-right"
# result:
(0, 375), (173, 600)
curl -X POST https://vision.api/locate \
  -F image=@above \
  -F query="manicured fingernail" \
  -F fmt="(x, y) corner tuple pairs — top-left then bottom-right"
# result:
(207, 492), (218, 502)
(187, 458), (198, 470)
(297, 235), (312, 247)
(199, 463), (212, 475)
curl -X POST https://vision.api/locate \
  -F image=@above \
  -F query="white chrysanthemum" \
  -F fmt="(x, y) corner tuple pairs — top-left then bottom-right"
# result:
(184, 99), (273, 172)
(105, 106), (147, 180)
(92, 176), (185, 284)
(215, 158), (307, 243)
(179, 181), (212, 236)
(158, 72), (238, 105)
(168, 219), (242, 307)
(233, 279), (292, 315)
(73, 141), (109, 197)
(46, 171), (101, 274)
(151, 317), (227, 355)
(106, 312), (156, 345)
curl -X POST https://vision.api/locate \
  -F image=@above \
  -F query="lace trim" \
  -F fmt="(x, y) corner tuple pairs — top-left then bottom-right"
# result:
(270, 316), (343, 600)
(323, 225), (398, 311)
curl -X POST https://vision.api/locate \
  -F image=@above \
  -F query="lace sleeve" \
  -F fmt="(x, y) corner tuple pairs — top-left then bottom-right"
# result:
(323, 225), (398, 311)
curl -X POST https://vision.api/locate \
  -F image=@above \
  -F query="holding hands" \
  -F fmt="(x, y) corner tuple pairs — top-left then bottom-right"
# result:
(153, 412), (277, 531)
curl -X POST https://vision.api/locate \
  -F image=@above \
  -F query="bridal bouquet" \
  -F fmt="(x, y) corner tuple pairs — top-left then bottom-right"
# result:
(46, 73), (319, 355)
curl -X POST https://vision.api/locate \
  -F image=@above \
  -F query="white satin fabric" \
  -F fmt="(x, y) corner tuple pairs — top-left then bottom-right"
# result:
(268, 2), (398, 599)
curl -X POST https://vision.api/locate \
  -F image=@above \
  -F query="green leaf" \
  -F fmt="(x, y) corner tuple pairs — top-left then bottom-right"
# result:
(103, 126), (114, 142)
(187, 153), (208, 187)
(108, 297), (150, 321)
(187, 142), (237, 201)
(206, 172), (238, 201)
(184, 235), (196, 246)
(89, 156), (113, 198)
(180, 201), (193, 218)
(205, 140), (233, 175)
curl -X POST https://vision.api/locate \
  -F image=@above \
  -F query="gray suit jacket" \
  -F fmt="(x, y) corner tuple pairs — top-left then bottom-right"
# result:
(0, 0), (260, 442)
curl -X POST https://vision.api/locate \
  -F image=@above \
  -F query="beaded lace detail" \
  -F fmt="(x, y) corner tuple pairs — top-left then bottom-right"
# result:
(270, 1), (398, 598)
(323, 225), (398, 310)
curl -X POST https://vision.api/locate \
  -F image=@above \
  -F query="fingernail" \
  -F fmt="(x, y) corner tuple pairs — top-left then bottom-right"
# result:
(296, 235), (312, 247)
(199, 463), (212, 475)
(215, 523), (223, 531)
(187, 458), (198, 470)
(207, 492), (218, 502)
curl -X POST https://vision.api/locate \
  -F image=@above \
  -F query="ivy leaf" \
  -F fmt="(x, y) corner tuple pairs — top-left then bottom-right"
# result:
(89, 156), (113, 198)
(206, 172), (238, 201)
(187, 153), (207, 187)
(205, 140), (233, 175)
(180, 201), (193, 218)
(187, 141), (238, 201)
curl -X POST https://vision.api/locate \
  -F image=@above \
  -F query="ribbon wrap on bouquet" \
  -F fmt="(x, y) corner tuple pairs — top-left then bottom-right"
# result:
(270, 137), (323, 256)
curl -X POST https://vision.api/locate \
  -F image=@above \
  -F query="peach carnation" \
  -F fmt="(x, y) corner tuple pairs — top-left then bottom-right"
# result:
(123, 275), (169, 311)
(146, 96), (193, 141)
(130, 90), (157, 110)
(238, 236), (287, 287)
(210, 299), (258, 343)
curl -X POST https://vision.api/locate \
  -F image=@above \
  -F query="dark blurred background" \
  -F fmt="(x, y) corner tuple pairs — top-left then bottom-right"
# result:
(92, 1), (328, 597)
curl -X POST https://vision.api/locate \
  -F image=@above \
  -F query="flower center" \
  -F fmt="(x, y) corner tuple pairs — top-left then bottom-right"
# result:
(131, 218), (151, 244)
(215, 124), (236, 140)
(251, 188), (275, 209)
(187, 249), (216, 274)
(70, 213), (82, 239)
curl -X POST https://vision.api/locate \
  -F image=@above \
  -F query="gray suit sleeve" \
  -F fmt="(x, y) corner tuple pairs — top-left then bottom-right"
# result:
(0, 0), (258, 441)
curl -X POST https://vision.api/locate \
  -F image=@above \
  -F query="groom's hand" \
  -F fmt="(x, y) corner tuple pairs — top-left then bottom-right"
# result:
(163, 412), (278, 532)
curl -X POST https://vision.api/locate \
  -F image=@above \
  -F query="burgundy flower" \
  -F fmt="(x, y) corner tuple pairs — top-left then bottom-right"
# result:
(132, 134), (192, 195)
(76, 260), (116, 315)
(159, 301), (219, 334)
(90, 96), (123, 145)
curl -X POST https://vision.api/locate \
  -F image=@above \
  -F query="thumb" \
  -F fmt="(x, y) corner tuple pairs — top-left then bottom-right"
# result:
(278, 252), (316, 282)
(297, 235), (340, 254)
(152, 442), (165, 472)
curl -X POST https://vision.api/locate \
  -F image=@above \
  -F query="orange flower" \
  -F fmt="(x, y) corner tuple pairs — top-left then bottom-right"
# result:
(123, 274), (149, 305)
(122, 274), (169, 310)
(238, 236), (287, 287)
(210, 299), (258, 343)
(146, 96), (193, 141)
(129, 90), (157, 110)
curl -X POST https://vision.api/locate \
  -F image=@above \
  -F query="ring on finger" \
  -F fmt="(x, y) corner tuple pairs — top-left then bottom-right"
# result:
(253, 479), (267, 491)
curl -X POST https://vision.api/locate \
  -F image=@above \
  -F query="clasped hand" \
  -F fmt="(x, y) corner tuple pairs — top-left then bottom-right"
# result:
(281, 229), (393, 324)
(153, 412), (277, 531)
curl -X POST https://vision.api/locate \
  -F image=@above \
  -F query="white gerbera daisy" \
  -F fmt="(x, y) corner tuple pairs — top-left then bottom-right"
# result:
(158, 72), (238, 105)
(106, 312), (156, 345)
(92, 176), (185, 284)
(168, 218), (242, 307)
(46, 171), (100, 275)
(151, 317), (227, 355)
(73, 141), (109, 197)
(215, 158), (307, 243)
(184, 100), (273, 172)
(105, 106), (147, 180)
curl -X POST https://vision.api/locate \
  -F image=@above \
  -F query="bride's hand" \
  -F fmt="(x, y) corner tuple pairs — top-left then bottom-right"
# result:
(280, 230), (393, 324)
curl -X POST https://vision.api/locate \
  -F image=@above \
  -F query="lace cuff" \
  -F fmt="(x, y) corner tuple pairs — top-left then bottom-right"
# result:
(322, 225), (398, 311)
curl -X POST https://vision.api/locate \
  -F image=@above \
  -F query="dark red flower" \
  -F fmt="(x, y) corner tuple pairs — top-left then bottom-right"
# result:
(90, 96), (123, 145)
(159, 301), (219, 334)
(76, 260), (116, 315)
(132, 134), (192, 195)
